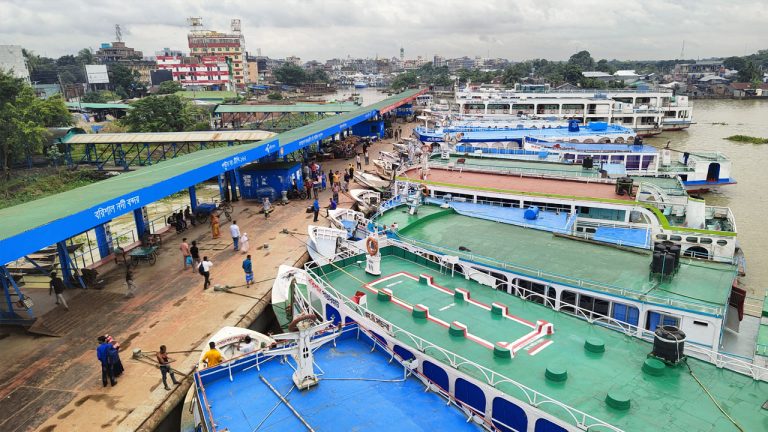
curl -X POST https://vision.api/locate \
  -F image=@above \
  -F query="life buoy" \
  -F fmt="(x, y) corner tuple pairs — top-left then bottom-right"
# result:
(421, 184), (429, 196)
(421, 144), (431, 154)
(366, 237), (379, 256)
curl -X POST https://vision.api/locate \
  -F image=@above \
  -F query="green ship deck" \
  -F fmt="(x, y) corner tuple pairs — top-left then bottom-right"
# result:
(374, 205), (735, 316)
(310, 250), (768, 432)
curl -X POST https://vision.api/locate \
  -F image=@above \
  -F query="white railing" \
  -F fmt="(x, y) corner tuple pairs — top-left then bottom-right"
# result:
(308, 249), (768, 382)
(303, 268), (625, 432)
(390, 236), (724, 316)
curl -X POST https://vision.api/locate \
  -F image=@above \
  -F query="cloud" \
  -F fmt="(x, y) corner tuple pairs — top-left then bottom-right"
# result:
(1, 0), (766, 61)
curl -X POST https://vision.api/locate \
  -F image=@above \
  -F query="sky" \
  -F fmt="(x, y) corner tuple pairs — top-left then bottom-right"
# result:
(2, 0), (767, 62)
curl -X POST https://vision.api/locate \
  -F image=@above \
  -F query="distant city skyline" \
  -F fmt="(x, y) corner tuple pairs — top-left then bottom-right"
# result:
(2, 0), (767, 62)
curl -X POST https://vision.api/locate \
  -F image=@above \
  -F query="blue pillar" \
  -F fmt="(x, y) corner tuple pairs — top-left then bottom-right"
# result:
(189, 186), (198, 211)
(217, 174), (227, 201)
(133, 207), (147, 238)
(94, 222), (114, 260)
(228, 170), (239, 201)
(56, 241), (74, 287)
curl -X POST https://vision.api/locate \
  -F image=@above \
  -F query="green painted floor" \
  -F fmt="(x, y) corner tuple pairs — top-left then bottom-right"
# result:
(315, 255), (768, 432)
(375, 206), (735, 314)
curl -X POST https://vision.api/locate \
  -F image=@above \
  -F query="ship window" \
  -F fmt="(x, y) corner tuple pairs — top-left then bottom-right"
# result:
(699, 238), (712, 244)
(656, 234), (668, 240)
(717, 240), (728, 246)
(693, 320), (709, 327)
(670, 235), (682, 241)
(686, 237), (698, 243)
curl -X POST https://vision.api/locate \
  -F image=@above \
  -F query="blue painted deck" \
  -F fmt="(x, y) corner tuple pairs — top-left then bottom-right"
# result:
(592, 226), (650, 248)
(426, 199), (571, 234)
(196, 330), (480, 432)
(415, 124), (634, 143)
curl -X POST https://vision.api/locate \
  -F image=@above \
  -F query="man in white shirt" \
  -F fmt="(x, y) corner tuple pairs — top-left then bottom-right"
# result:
(238, 335), (256, 354)
(230, 221), (241, 251)
(199, 257), (213, 290)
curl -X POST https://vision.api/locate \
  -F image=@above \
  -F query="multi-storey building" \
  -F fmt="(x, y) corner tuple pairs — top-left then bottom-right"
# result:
(95, 41), (143, 63)
(156, 55), (230, 89)
(186, 18), (248, 88)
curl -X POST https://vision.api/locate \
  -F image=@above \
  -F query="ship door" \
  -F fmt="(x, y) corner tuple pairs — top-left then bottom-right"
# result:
(706, 163), (720, 182)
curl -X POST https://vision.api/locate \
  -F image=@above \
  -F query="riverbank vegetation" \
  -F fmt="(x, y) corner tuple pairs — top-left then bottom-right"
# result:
(0, 168), (106, 209)
(725, 135), (768, 144)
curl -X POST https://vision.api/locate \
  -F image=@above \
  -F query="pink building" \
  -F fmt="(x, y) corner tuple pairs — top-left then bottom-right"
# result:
(156, 55), (231, 89)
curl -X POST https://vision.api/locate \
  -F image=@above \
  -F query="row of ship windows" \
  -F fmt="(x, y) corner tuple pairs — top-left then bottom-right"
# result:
(656, 233), (727, 246)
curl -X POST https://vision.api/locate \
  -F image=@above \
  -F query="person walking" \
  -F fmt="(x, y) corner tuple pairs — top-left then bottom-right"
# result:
(242, 255), (253, 286)
(199, 257), (213, 290)
(125, 268), (137, 298)
(156, 345), (180, 390)
(239, 232), (250, 254)
(332, 182), (340, 204)
(304, 178), (313, 200)
(342, 171), (350, 192)
(312, 199), (320, 222)
(48, 271), (69, 311)
(180, 238), (191, 269)
(190, 241), (200, 273)
(356, 154), (362, 170)
(230, 221), (241, 251)
(328, 170), (335, 189)
(364, 149), (369, 165)
(320, 170), (327, 191)
(201, 341), (223, 368)
(97, 336), (117, 387)
(348, 163), (355, 179)
(210, 212), (221, 239)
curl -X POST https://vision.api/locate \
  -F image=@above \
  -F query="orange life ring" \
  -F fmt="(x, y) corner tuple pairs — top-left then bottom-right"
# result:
(421, 184), (429, 196)
(421, 144), (431, 154)
(366, 237), (379, 256)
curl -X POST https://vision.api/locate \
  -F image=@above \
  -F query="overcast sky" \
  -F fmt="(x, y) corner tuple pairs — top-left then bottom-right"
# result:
(2, 0), (767, 62)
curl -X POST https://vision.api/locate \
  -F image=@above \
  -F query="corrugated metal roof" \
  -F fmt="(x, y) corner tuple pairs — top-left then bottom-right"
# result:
(64, 130), (277, 144)
(215, 102), (359, 114)
(65, 102), (133, 110)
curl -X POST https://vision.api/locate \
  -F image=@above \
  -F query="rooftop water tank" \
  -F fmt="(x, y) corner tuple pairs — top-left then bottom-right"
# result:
(651, 326), (686, 364)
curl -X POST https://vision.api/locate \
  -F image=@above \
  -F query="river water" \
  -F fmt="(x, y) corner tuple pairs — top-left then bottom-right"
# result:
(644, 99), (768, 297)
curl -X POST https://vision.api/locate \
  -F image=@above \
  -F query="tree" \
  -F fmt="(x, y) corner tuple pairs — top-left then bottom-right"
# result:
(501, 62), (532, 84)
(119, 95), (207, 132)
(156, 80), (183, 95)
(390, 72), (418, 91)
(563, 63), (584, 84)
(81, 90), (120, 103)
(595, 59), (615, 74)
(108, 63), (146, 98)
(267, 92), (283, 100)
(568, 50), (595, 70)
(76, 48), (95, 65)
(723, 56), (746, 72)
(737, 61), (760, 82)
(273, 64), (308, 86)
(307, 69), (329, 83)
(0, 70), (72, 179)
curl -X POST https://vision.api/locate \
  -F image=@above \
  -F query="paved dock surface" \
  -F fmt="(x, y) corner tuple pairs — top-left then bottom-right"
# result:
(0, 124), (414, 432)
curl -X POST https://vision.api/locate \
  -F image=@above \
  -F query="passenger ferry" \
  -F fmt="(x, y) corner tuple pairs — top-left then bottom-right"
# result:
(271, 224), (768, 431)
(454, 84), (694, 135)
(443, 140), (736, 192)
(414, 120), (637, 147)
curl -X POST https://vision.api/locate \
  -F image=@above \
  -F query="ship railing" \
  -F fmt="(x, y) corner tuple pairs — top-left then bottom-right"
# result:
(303, 268), (625, 432)
(391, 236), (724, 316)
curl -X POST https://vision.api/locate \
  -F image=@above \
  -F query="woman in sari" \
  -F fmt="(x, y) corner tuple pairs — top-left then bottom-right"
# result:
(210, 212), (221, 239)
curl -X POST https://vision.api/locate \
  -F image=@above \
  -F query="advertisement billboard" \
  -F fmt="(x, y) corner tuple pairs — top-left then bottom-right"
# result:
(85, 64), (109, 84)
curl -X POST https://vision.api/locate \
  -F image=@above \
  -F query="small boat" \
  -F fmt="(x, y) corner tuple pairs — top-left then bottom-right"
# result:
(195, 326), (275, 370)
(353, 170), (391, 190)
(353, 81), (368, 88)
(349, 188), (381, 216)
(327, 208), (369, 239)
(306, 225), (348, 265)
